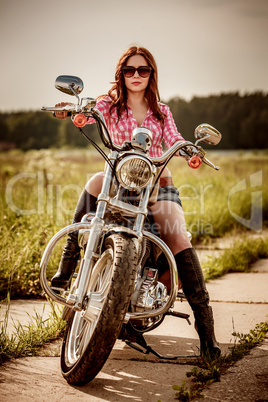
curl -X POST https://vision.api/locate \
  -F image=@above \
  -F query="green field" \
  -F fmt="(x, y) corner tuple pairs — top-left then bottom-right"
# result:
(0, 148), (267, 299)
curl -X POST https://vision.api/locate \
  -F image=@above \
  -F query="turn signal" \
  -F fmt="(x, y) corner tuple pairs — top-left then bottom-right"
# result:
(73, 114), (87, 127)
(188, 155), (202, 169)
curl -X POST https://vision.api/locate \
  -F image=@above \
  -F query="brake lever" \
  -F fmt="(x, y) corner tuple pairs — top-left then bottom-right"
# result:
(202, 155), (220, 170)
(180, 145), (220, 171)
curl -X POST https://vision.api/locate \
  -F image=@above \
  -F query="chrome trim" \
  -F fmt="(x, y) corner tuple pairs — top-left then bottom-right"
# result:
(127, 230), (178, 320)
(194, 123), (222, 146)
(132, 126), (152, 138)
(131, 127), (153, 152)
(150, 141), (194, 164)
(55, 75), (84, 96)
(116, 155), (153, 190)
(40, 222), (177, 320)
(40, 222), (93, 308)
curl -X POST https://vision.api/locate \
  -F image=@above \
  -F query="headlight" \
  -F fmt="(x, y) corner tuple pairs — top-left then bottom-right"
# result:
(116, 156), (153, 190)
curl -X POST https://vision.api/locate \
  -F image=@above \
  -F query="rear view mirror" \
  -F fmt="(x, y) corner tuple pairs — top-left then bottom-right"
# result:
(55, 75), (84, 96)
(194, 124), (222, 146)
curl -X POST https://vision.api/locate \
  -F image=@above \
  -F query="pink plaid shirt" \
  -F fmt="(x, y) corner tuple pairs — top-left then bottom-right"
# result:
(87, 96), (184, 157)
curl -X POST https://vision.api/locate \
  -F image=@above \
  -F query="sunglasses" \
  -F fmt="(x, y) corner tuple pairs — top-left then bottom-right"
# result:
(122, 66), (152, 78)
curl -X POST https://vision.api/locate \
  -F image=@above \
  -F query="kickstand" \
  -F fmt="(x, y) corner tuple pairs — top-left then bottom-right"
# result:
(125, 335), (197, 361)
(121, 311), (195, 360)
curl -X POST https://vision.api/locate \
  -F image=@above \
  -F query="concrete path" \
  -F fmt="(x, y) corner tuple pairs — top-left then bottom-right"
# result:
(0, 259), (267, 401)
(201, 337), (268, 401)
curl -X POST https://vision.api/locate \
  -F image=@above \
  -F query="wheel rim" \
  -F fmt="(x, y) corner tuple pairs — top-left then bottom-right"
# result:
(64, 248), (113, 366)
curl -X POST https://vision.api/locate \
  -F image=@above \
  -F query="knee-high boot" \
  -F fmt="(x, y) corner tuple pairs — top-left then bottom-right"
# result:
(51, 189), (97, 290)
(174, 248), (221, 359)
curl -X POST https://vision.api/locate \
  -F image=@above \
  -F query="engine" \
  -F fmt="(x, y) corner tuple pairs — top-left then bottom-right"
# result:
(131, 267), (167, 312)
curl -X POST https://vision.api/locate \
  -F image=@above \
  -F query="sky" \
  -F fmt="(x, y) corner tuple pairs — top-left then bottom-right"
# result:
(0, 0), (267, 111)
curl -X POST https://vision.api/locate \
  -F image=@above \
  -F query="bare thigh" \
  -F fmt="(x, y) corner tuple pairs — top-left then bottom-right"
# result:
(85, 174), (191, 254)
(85, 172), (103, 197)
(149, 201), (191, 255)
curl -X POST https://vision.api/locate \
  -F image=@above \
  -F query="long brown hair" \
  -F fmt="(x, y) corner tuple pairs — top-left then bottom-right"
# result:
(108, 46), (166, 123)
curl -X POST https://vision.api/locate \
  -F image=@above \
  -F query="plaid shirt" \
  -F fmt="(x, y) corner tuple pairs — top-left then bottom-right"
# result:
(87, 97), (184, 158)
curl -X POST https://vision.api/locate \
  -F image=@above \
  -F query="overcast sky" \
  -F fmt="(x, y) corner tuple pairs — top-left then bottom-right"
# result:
(0, 0), (267, 111)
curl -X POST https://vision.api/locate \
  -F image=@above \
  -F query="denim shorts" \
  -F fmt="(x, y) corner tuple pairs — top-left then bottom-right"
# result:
(157, 185), (182, 207)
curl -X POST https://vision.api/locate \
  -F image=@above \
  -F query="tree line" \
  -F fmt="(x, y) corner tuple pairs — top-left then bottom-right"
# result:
(0, 92), (267, 150)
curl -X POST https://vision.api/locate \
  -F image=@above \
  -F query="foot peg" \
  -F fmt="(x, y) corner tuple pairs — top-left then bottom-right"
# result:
(166, 310), (191, 325)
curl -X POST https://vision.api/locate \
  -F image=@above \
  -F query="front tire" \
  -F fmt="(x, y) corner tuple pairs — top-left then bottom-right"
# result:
(60, 233), (137, 385)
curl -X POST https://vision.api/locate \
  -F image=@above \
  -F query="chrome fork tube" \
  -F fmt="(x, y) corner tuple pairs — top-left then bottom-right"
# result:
(133, 181), (152, 237)
(73, 153), (117, 310)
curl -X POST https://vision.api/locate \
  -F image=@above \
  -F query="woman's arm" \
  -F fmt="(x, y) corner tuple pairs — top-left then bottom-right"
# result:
(161, 105), (185, 149)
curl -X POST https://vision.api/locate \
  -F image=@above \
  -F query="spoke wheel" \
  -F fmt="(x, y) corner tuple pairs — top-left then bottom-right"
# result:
(61, 234), (137, 385)
(64, 249), (113, 366)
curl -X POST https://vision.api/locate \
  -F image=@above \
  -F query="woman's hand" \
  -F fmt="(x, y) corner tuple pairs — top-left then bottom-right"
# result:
(54, 102), (72, 119)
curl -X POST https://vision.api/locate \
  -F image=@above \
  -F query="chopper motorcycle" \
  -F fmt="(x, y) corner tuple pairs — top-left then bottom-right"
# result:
(40, 75), (221, 385)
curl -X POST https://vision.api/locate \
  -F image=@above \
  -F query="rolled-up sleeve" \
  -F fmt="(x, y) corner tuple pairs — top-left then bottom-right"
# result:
(161, 105), (185, 148)
(86, 97), (111, 125)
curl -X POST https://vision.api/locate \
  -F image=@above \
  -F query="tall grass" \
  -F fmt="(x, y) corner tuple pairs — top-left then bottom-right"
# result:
(169, 151), (268, 240)
(0, 149), (103, 299)
(203, 236), (268, 281)
(1, 149), (267, 299)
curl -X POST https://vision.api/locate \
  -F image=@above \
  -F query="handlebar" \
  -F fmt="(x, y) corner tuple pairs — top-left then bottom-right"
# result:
(41, 104), (77, 112)
(151, 141), (219, 170)
(41, 104), (220, 171)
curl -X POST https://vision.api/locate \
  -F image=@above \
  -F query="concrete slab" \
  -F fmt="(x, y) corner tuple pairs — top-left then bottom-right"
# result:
(0, 299), (59, 335)
(250, 258), (268, 273)
(201, 338), (268, 401)
(207, 272), (268, 303)
(0, 354), (194, 402)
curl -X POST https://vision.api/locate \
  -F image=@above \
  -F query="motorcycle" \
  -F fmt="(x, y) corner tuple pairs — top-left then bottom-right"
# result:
(40, 75), (221, 385)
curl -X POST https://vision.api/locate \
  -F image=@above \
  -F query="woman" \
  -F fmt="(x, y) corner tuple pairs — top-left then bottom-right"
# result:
(52, 46), (220, 358)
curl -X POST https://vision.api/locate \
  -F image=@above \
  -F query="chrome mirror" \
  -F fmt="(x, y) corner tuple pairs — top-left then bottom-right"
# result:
(55, 75), (84, 97)
(194, 124), (222, 146)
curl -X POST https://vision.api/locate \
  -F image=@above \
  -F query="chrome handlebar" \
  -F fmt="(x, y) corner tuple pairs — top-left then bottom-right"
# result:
(41, 104), (220, 170)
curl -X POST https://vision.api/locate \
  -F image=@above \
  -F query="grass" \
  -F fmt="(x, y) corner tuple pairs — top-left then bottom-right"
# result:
(170, 151), (268, 240)
(173, 321), (268, 401)
(0, 148), (103, 299)
(203, 235), (268, 281)
(0, 295), (65, 365)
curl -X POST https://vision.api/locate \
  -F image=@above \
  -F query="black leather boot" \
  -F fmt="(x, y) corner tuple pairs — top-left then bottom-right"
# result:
(51, 189), (97, 290)
(175, 248), (221, 359)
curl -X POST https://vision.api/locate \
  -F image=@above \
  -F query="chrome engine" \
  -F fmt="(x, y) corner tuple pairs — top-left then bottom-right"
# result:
(131, 267), (168, 314)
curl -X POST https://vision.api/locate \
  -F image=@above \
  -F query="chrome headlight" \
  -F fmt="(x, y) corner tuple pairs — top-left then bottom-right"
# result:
(116, 155), (153, 191)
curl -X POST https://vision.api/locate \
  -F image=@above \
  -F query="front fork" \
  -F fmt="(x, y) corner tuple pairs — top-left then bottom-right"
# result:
(70, 150), (153, 310)
(64, 153), (119, 310)
(40, 151), (178, 317)
(40, 155), (117, 310)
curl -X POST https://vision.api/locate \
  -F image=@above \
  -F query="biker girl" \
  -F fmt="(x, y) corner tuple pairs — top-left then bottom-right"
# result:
(52, 45), (220, 358)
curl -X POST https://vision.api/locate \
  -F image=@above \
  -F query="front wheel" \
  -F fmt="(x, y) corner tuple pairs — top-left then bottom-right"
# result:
(60, 233), (137, 385)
